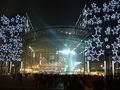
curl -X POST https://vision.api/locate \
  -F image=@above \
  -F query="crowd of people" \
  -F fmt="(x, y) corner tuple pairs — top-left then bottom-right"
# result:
(10, 73), (120, 90)
(31, 73), (120, 90)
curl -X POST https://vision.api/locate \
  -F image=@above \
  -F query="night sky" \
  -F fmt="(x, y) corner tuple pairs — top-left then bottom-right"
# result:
(0, 0), (85, 28)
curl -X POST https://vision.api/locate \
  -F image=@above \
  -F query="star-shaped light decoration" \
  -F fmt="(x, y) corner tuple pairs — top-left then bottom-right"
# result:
(89, 46), (95, 51)
(106, 45), (111, 49)
(105, 27), (112, 35)
(99, 49), (104, 55)
(1, 15), (10, 25)
(111, 42), (119, 49)
(87, 19), (93, 25)
(116, 0), (120, 8)
(83, 1), (120, 62)
(118, 19), (120, 23)
(112, 48), (118, 55)
(91, 15), (102, 25)
(81, 18), (87, 27)
(102, 3), (109, 12)
(109, 0), (118, 8)
(11, 18), (15, 22)
(0, 15), (29, 61)
(85, 8), (93, 16)
(107, 2), (115, 12)
(15, 14), (20, 20)
(111, 27), (119, 35)
(91, 50), (100, 61)
(103, 14), (111, 21)
(112, 55), (120, 63)
(94, 26), (102, 33)
(86, 40), (93, 47)
(96, 41), (103, 48)
(104, 37), (109, 42)
(92, 33), (101, 42)
(91, 3), (97, 9)
(0, 32), (3, 38)
(111, 12), (120, 20)
(111, 14), (116, 20)
(116, 35), (120, 43)
(94, 6), (101, 13)
(117, 43), (120, 48)
(116, 24), (120, 31)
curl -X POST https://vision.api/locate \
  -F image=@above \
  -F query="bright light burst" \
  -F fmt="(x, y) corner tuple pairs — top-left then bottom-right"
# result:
(58, 49), (76, 55)
(0, 15), (29, 61)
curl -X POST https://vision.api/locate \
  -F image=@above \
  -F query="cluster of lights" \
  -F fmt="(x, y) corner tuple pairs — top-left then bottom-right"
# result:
(57, 49), (76, 55)
(83, 0), (120, 62)
(0, 15), (29, 61)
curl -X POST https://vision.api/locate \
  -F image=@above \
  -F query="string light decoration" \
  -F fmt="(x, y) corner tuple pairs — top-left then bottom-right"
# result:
(0, 15), (29, 61)
(82, 0), (120, 62)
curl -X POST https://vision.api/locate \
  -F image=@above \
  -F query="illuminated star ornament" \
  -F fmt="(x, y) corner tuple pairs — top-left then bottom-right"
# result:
(82, 0), (120, 62)
(94, 26), (102, 33)
(0, 15), (29, 61)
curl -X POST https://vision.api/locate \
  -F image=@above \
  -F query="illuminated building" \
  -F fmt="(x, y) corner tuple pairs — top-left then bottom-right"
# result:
(22, 26), (92, 74)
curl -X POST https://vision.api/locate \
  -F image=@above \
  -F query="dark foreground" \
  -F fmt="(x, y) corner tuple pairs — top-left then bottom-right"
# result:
(0, 74), (120, 90)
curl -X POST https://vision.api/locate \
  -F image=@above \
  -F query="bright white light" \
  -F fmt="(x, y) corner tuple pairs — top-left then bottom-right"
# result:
(70, 50), (76, 55)
(59, 49), (70, 55)
(58, 49), (76, 55)
(33, 52), (35, 58)
(69, 32), (72, 35)
(74, 62), (81, 66)
(29, 46), (34, 52)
